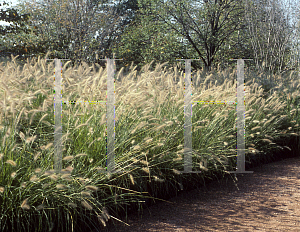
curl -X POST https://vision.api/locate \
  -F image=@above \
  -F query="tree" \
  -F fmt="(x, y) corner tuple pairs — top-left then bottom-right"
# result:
(83, 0), (149, 71)
(3, 0), (251, 75)
(109, 2), (192, 75)
(243, 0), (298, 74)
(8, 0), (130, 69)
(5, 0), (296, 77)
(0, 1), (40, 66)
(132, 0), (248, 72)
(115, 0), (298, 75)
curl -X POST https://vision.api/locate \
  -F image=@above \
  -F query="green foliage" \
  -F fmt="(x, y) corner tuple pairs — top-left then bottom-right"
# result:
(0, 0), (298, 75)
(0, 1), (34, 61)
(110, 5), (189, 74)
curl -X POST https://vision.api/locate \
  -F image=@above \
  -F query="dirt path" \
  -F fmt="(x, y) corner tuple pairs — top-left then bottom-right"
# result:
(102, 156), (300, 231)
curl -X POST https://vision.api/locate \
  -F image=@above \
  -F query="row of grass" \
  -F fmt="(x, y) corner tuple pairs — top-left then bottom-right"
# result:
(0, 54), (299, 231)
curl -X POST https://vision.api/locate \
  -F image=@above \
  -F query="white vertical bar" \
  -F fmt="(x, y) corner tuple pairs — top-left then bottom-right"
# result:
(106, 59), (115, 173)
(176, 59), (201, 174)
(184, 60), (192, 173)
(54, 58), (63, 173)
(237, 59), (245, 171)
(229, 59), (253, 173)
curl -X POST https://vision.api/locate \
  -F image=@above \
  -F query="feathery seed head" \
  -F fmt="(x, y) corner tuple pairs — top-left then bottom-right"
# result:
(251, 126), (261, 131)
(36, 204), (44, 211)
(85, 185), (98, 192)
(25, 135), (37, 144)
(177, 144), (183, 149)
(20, 182), (26, 188)
(49, 174), (58, 181)
(56, 184), (67, 189)
(62, 155), (74, 161)
(68, 202), (77, 208)
(34, 152), (41, 161)
(132, 145), (140, 151)
(98, 215), (106, 227)
(77, 177), (86, 184)
(265, 135), (274, 140)
(129, 174), (135, 185)
(144, 138), (153, 144)
(44, 143), (53, 150)
(42, 183), (50, 188)
(81, 191), (92, 197)
(35, 168), (42, 173)
(62, 165), (74, 173)
(19, 131), (25, 141)
(132, 158), (139, 163)
(81, 200), (93, 210)
(21, 198), (30, 210)
(30, 175), (39, 182)
(6, 159), (16, 167)
(199, 162), (208, 171)
(172, 169), (181, 175)
(156, 143), (164, 147)
(95, 167), (105, 171)
(75, 153), (87, 158)
(173, 157), (182, 161)
(61, 173), (71, 179)
(102, 207), (110, 220)
(44, 170), (55, 176)
(140, 160), (149, 165)
(153, 176), (165, 182)
(11, 172), (17, 178)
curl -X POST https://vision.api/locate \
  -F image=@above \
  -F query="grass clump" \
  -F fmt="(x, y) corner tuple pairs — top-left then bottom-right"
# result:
(0, 53), (299, 231)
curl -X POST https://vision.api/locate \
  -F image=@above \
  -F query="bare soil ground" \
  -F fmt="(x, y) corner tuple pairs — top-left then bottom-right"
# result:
(101, 156), (300, 232)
